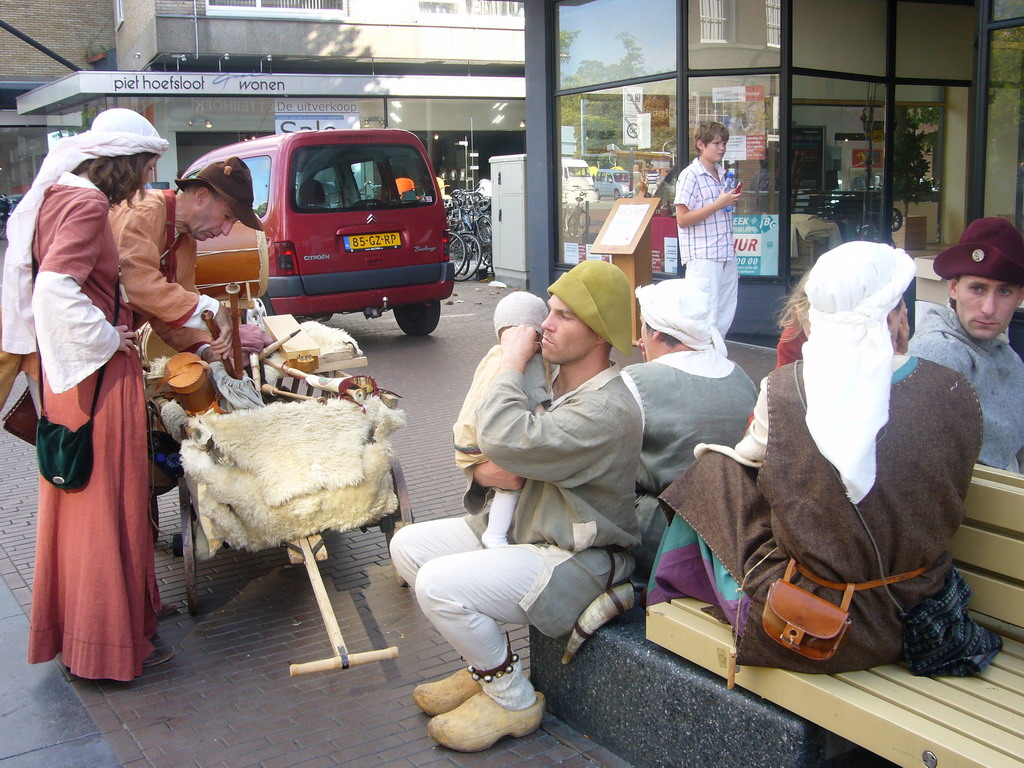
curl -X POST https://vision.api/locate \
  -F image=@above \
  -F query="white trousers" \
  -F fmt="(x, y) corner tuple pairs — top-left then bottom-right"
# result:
(684, 258), (739, 338)
(390, 517), (543, 670)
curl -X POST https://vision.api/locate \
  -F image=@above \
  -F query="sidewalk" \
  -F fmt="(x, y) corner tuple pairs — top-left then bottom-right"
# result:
(0, 268), (776, 767)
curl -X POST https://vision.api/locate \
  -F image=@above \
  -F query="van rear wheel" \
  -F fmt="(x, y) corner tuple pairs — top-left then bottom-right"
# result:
(394, 300), (441, 336)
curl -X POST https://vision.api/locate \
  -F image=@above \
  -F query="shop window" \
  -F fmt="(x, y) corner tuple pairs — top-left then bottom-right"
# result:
(892, 85), (949, 249)
(984, 26), (1024, 227)
(555, 80), (677, 271)
(557, 0), (677, 90)
(686, 75), (781, 277)
(792, 0), (885, 78)
(896, 3), (973, 81)
(993, 0), (1024, 21)
(791, 77), (889, 273)
(688, 0), (779, 69)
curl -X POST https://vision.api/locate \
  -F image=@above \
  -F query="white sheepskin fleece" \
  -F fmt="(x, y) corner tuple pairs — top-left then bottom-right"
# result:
(180, 396), (405, 553)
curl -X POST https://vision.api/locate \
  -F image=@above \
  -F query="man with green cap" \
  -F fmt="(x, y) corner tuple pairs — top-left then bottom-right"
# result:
(390, 260), (642, 752)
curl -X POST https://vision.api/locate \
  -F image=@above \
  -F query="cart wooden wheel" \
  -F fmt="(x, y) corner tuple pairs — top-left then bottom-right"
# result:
(380, 457), (414, 586)
(177, 478), (200, 614)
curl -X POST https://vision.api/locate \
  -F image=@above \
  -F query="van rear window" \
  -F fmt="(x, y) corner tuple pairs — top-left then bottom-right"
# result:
(291, 143), (435, 213)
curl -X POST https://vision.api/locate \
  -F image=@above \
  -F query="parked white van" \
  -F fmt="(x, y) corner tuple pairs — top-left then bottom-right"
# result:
(594, 169), (632, 199)
(561, 158), (598, 204)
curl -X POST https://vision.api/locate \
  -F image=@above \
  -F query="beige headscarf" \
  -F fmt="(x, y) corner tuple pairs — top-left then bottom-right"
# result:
(635, 277), (727, 356)
(2, 108), (169, 355)
(802, 242), (916, 504)
(493, 291), (548, 339)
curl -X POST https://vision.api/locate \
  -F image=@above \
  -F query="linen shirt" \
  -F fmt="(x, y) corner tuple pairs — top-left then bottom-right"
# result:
(674, 157), (733, 263)
(109, 190), (209, 353)
(463, 364), (642, 637)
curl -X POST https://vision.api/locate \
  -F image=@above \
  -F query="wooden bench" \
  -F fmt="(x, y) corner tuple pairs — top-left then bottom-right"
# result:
(646, 464), (1024, 768)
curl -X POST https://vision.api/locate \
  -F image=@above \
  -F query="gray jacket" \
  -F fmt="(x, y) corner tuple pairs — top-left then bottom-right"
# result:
(909, 305), (1024, 471)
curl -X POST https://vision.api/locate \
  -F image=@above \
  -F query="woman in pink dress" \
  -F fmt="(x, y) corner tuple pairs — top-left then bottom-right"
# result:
(2, 109), (171, 680)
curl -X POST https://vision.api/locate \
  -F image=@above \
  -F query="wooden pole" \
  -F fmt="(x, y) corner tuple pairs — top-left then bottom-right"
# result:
(288, 535), (399, 676)
(226, 282), (244, 379)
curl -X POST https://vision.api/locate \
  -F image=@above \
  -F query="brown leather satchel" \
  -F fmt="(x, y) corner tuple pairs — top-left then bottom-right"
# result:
(763, 557), (929, 662)
(763, 558), (854, 661)
(2, 389), (38, 446)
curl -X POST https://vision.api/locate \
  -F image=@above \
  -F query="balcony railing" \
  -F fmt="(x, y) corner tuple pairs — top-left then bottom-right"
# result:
(205, 0), (522, 19)
(206, 0), (345, 13)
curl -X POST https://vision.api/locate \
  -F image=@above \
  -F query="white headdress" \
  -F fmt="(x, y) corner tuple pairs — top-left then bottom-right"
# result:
(802, 242), (916, 503)
(635, 277), (727, 356)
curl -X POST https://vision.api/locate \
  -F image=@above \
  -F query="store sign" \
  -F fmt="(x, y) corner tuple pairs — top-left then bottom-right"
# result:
(274, 98), (360, 133)
(111, 73), (290, 94)
(733, 214), (779, 277)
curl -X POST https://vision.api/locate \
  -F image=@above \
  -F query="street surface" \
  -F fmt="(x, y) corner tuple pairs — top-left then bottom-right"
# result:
(0, 245), (775, 766)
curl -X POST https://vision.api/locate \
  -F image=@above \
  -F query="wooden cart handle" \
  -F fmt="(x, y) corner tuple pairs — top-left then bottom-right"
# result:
(288, 646), (399, 676)
(226, 282), (244, 380)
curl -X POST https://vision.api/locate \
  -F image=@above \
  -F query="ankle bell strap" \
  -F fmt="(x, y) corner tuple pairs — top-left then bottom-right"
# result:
(467, 646), (520, 684)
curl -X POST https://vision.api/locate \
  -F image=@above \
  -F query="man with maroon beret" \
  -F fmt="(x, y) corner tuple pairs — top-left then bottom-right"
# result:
(909, 217), (1024, 471)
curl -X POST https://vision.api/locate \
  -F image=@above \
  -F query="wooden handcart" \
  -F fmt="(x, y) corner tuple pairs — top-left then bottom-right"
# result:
(146, 307), (411, 675)
(174, 454), (412, 675)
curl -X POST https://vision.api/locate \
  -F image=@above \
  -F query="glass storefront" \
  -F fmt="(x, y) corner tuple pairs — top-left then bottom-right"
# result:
(688, 0), (781, 69)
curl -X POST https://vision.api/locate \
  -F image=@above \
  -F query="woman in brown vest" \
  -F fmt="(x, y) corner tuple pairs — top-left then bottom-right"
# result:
(650, 242), (996, 674)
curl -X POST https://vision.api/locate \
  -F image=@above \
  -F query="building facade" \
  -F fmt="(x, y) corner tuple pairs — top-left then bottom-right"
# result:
(2, 1), (526, 194)
(523, 0), (1024, 335)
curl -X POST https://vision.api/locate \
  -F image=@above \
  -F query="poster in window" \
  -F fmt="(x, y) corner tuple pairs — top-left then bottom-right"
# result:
(791, 126), (824, 190)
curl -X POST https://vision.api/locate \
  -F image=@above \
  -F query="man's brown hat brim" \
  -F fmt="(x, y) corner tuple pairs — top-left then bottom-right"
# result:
(175, 157), (264, 232)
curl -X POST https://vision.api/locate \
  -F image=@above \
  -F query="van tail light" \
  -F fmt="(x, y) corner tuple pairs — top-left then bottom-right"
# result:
(442, 230), (450, 258)
(273, 241), (297, 274)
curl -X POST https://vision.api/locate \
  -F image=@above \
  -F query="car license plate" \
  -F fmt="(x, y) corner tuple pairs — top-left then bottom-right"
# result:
(344, 232), (401, 251)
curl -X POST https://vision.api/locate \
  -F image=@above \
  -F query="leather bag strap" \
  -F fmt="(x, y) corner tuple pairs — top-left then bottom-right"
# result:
(791, 559), (929, 593)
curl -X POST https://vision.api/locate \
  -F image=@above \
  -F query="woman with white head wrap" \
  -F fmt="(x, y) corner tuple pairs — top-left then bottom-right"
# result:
(623, 277), (757, 582)
(13, 108), (175, 681)
(653, 241), (988, 675)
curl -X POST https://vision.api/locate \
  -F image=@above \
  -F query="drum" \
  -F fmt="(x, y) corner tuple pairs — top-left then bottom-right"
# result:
(194, 229), (269, 308)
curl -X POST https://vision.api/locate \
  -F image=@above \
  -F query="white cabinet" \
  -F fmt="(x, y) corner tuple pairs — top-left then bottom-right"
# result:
(489, 154), (527, 288)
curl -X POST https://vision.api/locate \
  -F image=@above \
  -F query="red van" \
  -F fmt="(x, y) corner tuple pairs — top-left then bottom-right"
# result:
(184, 129), (453, 336)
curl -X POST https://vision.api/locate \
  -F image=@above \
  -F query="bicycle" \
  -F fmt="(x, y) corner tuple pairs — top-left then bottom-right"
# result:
(450, 231), (483, 282)
(561, 187), (590, 241)
(446, 189), (492, 281)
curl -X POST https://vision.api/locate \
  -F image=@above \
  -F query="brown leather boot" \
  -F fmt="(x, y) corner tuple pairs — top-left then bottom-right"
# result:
(412, 668), (482, 716)
(427, 691), (545, 752)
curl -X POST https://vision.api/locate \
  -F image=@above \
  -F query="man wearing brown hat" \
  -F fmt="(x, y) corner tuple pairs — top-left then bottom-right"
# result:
(909, 217), (1024, 471)
(389, 260), (642, 752)
(111, 157), (264, 360)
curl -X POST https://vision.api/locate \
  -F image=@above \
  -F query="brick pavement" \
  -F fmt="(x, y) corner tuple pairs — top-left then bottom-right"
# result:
(0, 278), (775, 768)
